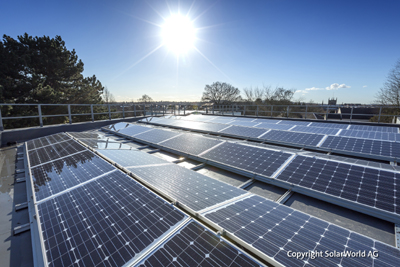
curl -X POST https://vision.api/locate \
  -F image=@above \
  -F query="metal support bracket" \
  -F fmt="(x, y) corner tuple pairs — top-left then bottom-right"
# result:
(14, 223), (31, 235)
(191, 163), (206, 171)
(15, 202), (28, 211)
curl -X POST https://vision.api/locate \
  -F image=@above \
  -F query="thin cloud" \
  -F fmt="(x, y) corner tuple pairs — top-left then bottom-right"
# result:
(363, 85), (367, 88)
(326, 83), (351, 90)
(305, 87), (323, 91)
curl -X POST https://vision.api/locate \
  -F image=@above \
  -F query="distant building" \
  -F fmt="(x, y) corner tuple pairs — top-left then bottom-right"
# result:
(328, 98), (337, 105)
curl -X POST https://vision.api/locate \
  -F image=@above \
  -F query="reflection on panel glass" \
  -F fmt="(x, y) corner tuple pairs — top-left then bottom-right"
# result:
(79, 139), (135, 150)
(31, 150), (115, 201)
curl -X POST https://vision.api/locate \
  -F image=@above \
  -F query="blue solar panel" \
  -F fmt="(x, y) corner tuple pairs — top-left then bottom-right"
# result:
(27, 133), (71, 150)
(134, 129), (181, 144)
(309, 122), (349, 129)
(159, 133), (223, 155)
(277, 120), (311, 126)
(31, 150), (115, 202)
(320, 136), (400, 159)
(219, 125), (268, 138)
(260, 130), (324, 147)
(254, 123), (293, 131)
(339, 129), (400, 142)
(290, 125), (340, 135)
(128, 164), (247, 211)
(227, 121), (260, 127)
(276, 156), (400, 214)
(202, 142), (292, 177)
(137, 220), (261, 266)
(99, 149), (170, 167)
(349, 125), (399, 133)
(118, 125), (153, 136)
(204, 195), (400, 267)
(37, 170), (187, 267)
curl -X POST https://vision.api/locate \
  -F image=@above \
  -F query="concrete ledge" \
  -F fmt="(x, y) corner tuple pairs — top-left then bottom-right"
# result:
(0, 116), (145, 147)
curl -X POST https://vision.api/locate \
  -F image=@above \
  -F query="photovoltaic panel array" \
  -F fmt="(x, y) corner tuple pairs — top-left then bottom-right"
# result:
(31, 150), (115, 202)
(99, 149), (170, 168)
(178, 120), (229, 132)
(276, 156), (400, 214)
(27, 133), (71, 150)
(103, 122), (132, 132)
(309, 122), (349, 129)
(201, 142), (292, 177)
(290, 125), (340, 135)
(219, 125), (267, 138)
(253, 123), (294, 131)
(159, 133), (223, 155)
(260, 130), (324, 147)
(339, 129), (400, 142)
(37, 170), (188, 267)
(277, 120), (311, 126)
(128, 164), (247, 211)
(320, 136), (400, 159)
(204, 195), (400, 267)
(134, 129), (181, 144)
(138, 220), (262, 267)
(118, 124), (153, 136)
(349, 124), (399, 133)
(29, 140), (86, 167)
(226, 121), (260, 127)
(79, 139), (134, 150)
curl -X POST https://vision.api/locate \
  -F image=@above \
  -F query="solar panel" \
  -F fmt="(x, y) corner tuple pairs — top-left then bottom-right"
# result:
(29, 140), (86, 167)
(104, 122), (131, 132)
(201, 142), (292, 177)
(137, 220), (261, 267)
(277, 120), (311, 126)
(159, 134), (223, 156)
(290, 125), (340, 135)
(219, 125), (267, 138)
(339, 129), (400, 142)
(309, 122), (349, 129)
(276, 156), (400, 214)
(79, 139), (134, 150)
(349, 125), (399, 133)
(252, 118), (280, 124)
(204, 195), (400, 267)
(118, 125), (153, 136)
(31, 150), (115, 202)
(27, 133), (71, 150)
(134, 129), (181, 144)
(227, 121), (260, 127)
(68, 132), (104, 139)
(260, 130), (324, 147)
(99, 149), (170, 168)
(254, 123), (293, 131)
(320, 136), (400, 159)
(178, 121), (228, 132)
(128, 164), (247, 212)
(37, 170), (187, 267)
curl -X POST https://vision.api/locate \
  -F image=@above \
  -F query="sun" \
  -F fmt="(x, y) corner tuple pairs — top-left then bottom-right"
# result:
(161, 14), (196, 55)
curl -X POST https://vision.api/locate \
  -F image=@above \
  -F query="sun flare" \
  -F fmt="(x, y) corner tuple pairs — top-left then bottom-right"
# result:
(162, 15), (196, 54)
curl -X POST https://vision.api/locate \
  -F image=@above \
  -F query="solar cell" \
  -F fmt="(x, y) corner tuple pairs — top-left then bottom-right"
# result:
(99, 150), (170, 167)
(134, 129), (181, 144)
(118, 125), (153, 136)
(339, 129), (400, 142)
(320, 136), (400, 159)
(159, 134), (223, 155)
(29, 140), (86, 167)
(309, 122), (349, 129)
(290, 125), (340, 135)
(138, 220), (261, 267)
(31, 150), (115, 202)
(128, 164), (247, 211)
(254, 123), (293, 131)
(276, 156), (400, 214)
(260, 130), (324, 147)
(37, 171), (187, 267)
(219, 125), (268, 138)
(204, 195), (400, 267)
(27, 133), (71, 150)
(349, 125), (399, 133)
(201, 142), (292, 177)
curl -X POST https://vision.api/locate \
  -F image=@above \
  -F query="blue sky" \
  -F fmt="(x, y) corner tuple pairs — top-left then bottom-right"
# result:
(2, 0), (400, 103)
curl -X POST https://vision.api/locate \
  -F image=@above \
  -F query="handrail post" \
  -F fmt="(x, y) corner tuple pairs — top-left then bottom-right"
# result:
(108, 104), (111, 120)
(243, 105), (246, 116)
(122, 103), (125, 119)
(287, 105), (289, 118)
(271, 105), (273, 117)
(325, 105), (329, 120)
(0, 106), (4, 131)
(350, 107), (354, 123)
(212, 104), (214, 114)
(68, 104), (72, 124)
(38, 104), (44, 127)
(378, 107), (382, 123)
(184, 105), (186, 115)
(256, 105), (259, 117)
(91, 105), (94, 122)
(305, 105), (308, 120)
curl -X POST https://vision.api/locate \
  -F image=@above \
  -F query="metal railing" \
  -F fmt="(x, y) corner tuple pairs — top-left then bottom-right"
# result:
(0, 103), (196, 131)
(1, 102), (399, 131)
